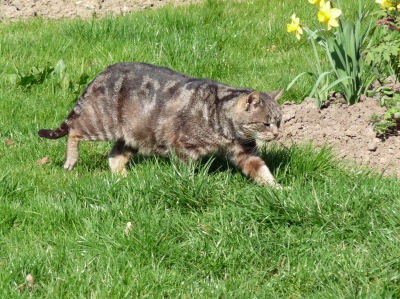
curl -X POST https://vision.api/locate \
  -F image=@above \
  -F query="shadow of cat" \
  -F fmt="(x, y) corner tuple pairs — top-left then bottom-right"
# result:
(125, 146), (290, 183)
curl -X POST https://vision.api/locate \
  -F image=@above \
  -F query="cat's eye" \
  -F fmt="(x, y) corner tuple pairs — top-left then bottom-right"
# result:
(277, 121), (281, 127)
(263, 122), (271, 127)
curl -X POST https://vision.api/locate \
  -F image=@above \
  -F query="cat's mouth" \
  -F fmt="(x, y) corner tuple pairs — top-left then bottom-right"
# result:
(255, 132), (279, 142)
(239, 129), (278, 143)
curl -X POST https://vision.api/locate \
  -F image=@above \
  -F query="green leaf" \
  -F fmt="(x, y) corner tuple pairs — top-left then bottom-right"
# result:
(60, 73), (70, 90)
(287, 72), (308, 90)
(6, 74), (20, 84)
(54, 59), (67, 78)
(319, 75), (352, 95)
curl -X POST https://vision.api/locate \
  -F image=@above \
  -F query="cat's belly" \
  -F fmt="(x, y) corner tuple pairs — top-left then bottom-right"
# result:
(124, 134), (227, 161)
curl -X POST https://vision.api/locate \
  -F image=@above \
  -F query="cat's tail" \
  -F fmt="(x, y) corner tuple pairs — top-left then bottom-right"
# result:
(38, 122), (69, 139)
(38, 108), (80, 139)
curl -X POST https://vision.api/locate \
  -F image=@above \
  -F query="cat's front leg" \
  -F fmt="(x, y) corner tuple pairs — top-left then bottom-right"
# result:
(229, 143), (282, 189)
(242, 156), (282, 189)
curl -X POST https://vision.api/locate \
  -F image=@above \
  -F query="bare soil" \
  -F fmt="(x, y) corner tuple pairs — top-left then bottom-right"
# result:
(0, 0), (202, 21)
(2, 0), (399, 177)
(279, 86), (400, 177)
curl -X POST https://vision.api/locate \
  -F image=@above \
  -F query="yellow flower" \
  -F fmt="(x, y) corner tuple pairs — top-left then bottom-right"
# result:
(389, 3), (400, 10)
(308, 0), (325, 9)
(376, 0), (400, 9)
(286, 14), (303, 40)
(318, 1), (342, 30)
(376, 0), (393, 8)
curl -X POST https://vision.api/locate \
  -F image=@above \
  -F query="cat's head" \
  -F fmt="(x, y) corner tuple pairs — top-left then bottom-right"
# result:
(234, 89), (283, 142)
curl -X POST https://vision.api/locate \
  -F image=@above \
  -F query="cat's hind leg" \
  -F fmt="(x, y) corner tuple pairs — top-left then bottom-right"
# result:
(109, 140), (137, 176)
(64, 129), (81, 171)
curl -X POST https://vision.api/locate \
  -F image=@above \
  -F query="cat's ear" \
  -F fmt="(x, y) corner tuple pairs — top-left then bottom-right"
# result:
(268, 89), (284, 101)
(236, 91), (261, 112)
(245, 91), (260, 111)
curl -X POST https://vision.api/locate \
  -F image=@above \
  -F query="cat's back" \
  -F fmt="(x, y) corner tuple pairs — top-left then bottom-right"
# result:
(106, 62), (186, 77)
(88, 62), (216, 106)
(100, 62), (191, 87)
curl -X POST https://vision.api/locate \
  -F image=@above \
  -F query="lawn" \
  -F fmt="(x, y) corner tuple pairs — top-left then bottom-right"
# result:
(1, 0), (399, 298)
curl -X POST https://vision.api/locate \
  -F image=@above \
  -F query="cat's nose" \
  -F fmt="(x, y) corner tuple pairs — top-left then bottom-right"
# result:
(273, 132), (279, 138)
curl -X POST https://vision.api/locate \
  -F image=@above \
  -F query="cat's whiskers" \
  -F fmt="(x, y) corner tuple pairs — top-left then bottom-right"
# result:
(249, 144), (260, 156)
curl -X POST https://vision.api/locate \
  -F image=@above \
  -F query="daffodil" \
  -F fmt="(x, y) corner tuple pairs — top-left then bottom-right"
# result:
(376, 0), (400, 10)
(376, 0), (393, 8)
(318, 1), (342, 30)
(286, 14), (303, 40)
(308, 0), (325, 9)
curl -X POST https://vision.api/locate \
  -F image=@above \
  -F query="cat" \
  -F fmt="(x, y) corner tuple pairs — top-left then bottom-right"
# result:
(38, 62), (284, 188)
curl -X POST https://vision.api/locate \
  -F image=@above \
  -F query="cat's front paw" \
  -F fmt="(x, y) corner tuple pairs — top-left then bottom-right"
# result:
(268, 182), (292, 190)
(271, 182), (283, 190)
(274, 184), (292, 190)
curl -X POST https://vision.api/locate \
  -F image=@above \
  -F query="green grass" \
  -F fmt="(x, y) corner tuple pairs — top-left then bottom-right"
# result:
(1, 0), (399, 297)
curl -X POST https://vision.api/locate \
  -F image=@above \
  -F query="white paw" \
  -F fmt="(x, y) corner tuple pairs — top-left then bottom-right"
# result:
(120, 168), (128, 177)
(63, 162), (74, 171)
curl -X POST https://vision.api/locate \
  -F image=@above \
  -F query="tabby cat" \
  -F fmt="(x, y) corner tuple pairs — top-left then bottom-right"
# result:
(38, 62), (283, 188)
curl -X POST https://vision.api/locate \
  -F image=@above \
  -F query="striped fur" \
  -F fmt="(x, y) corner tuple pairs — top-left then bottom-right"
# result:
(38, 62), (283, 188)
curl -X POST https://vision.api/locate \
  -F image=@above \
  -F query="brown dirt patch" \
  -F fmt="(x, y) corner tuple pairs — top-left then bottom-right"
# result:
(279, 90), (400, 177)
(0, 0), (202, 21)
